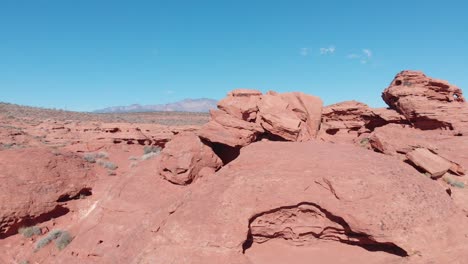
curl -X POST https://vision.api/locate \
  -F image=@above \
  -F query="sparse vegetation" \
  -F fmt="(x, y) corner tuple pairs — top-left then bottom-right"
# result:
(95, 151), (109, 159)
(98, 160), (118, 170)
(35, 230), (73, 251)
(359, 138), (370, 147)
(141, 151), (160, 160)
(83, 153), (97, 163)
(144, 145), (162, 155)
(18, 226), (41, 238)
(84, 152), (109, 163)
(443, 176), (465, 188)
(55, 231), (73, 250)
(0, 143), (15, 150)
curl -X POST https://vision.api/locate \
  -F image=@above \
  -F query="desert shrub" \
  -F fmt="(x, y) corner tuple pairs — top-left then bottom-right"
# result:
(95, 152), (108, 159)
(359, 138), (370, 146)
(107, 170), (117, 176)
(35, 230), (73, 251)
(1, 143), (14, 150)
(443, 177), (465, 188)
(141, 152), (159, 160)
(143, 145), (161, 155)
(19, 261), (29, 264)
(55, 231), (73, 250)
(83, 153), (96, 163)
(84, 152), (109, 163)
(18, 226), (41, 238)
(35, 230), (63, 250)
(97, 160), (118, 170)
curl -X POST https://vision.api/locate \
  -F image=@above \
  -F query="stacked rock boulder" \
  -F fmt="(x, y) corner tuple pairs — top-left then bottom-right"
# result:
(157, 89), (323, 185)
(382, 70), (468, 132)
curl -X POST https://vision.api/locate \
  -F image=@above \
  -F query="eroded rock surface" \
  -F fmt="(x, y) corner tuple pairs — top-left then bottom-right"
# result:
(382, 70), (468, 132)
(0, 148), (94, 238)
(144, 141), (468, 263)
(159, 132), (222, 185)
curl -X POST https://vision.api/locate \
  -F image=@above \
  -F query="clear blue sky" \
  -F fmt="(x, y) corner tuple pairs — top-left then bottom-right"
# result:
(1, 0), (467, 111)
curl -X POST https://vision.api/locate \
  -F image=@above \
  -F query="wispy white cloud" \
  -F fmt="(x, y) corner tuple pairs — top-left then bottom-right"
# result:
(362, 49), (372, 58)
(165, 90), (175, 95)
(347, 48), (373, 64)
(300, 48), (309, 56)
(320, 45), (335, 55)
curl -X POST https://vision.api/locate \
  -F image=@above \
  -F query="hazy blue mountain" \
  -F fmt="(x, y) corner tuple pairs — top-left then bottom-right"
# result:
(94, 98), (217, 113)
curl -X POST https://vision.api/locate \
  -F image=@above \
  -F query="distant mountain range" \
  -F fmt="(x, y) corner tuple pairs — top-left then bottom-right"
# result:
(93, 98), (218, 113)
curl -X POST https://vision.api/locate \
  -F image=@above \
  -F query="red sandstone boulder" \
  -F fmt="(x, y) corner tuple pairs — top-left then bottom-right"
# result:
(217, 89), (262, 121)
(319, 101), (407, 144)
(0, 148), (94, 238)
(382, 70), (468, 132)
(198, 110), (264, 147)
(406, 148), (453, 178)
(199, 90), (323, 147)
(369, 124), (466, 176)
(158, 132), (222, 185)
(257, 92), (323, 141)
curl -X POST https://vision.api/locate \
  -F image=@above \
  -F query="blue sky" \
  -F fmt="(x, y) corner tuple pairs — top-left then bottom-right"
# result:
(1, 0), (467, 111)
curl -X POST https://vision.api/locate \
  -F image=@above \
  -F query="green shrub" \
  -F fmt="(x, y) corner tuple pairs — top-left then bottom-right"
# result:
(35, 230), (73, 251)
(143, 146), (161, 155)
(97, 160), (118, 170)
(18, 226), (41, 238)
(443, 177), (465, 188)
(83, 153), (96, 163)
(35, 230), (63, 250)
(55, 231), (73, 250)
(95, 152), (108, 159)
(141, 152), (159, 160)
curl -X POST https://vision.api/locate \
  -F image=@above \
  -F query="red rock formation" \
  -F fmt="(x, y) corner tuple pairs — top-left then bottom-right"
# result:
(160, 89), (323, 184)
(0, 148), (94, 238)
(143, 141), (468, 263)
(319, 101), (407, 143)
(159, 132), (222, 185)
(382, 70), (468, 132)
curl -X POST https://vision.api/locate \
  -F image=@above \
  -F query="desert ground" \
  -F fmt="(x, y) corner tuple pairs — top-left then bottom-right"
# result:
(1, 70), (468, 264)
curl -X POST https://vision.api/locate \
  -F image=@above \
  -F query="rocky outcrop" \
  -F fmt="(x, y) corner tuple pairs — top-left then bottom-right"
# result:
(319, 101), (407, 143)
(143, 141), (468, 263)
(382, 70), (468, 132)
(0, 148), (94, 238)
(159, 89), (323, 184)
(200, 89), (323, 146)
(159, 132), (222, 185)
(368, 124), (466, 176)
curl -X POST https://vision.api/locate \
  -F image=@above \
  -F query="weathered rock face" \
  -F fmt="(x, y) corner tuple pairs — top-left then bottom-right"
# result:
(165, 89), (323, 184)
(319, 101), (407, 143)
(198, 109), (264, 148)
(0, 148), (94, 238)
(382, 70), (468, 132)
(141, 141), (468, 263)
(406, 148), (454, 178)
(200, 89), (323, 146)
(158, 132), (222, 185)
(217, 89), (262, 122)
(258, 92), (323, 141)
(368, 124), (466, 176)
